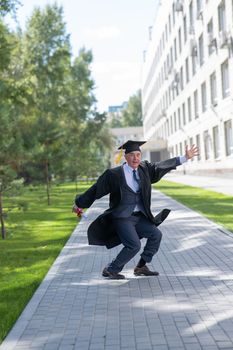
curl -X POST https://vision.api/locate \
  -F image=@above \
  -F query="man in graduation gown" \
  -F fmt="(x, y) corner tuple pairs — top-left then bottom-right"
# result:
(74, 140), (198, 280)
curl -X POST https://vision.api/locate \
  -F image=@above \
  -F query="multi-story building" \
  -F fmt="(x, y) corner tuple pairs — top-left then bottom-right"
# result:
(107, 102), (128, 126)
(108, 102), (128, 114)
(142, 0), (233, 175)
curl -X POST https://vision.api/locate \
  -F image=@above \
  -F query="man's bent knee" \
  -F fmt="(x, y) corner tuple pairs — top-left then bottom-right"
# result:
(128, 241), (141, 254)
(153, 228), (162, 241)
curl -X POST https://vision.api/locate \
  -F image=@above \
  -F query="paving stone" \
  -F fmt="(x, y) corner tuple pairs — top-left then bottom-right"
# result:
(2, 191), (233, 350)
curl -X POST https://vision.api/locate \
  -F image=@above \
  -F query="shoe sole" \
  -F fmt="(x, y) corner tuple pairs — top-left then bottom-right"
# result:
(102, 269), (125, 279)
(134, 272), (159, 276)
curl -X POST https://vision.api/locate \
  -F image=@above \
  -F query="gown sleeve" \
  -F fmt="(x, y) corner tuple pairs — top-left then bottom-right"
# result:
(75, 169), (112, 208)
(145, 157), (180, 183)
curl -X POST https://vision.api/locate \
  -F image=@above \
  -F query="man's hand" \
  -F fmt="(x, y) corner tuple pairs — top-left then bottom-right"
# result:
(185, 144), (199, 160)
(72, 204), (84, 217)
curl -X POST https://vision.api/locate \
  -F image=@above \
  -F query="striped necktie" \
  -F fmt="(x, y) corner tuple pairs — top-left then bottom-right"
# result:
(133, 169), (140, 188)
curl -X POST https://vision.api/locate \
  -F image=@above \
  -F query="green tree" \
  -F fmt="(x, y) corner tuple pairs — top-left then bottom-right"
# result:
(79, 111), (113, 175)
(122, 90), (142, 126)
(21, 4), (71, 204)
(0, 23), (26, 238)
(57, 48), (113, 182)
(0, 0), (19, 16)
(108, 112), (124, 128)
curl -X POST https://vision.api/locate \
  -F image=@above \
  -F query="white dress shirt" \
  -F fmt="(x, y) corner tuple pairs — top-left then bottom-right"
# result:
(123, 163), (140, 192)
(123, 163), (141, 212)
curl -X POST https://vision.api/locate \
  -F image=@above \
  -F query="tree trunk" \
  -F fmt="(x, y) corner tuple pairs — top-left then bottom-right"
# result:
(45, 161), (51, 206)
(0, 189), (6, 239)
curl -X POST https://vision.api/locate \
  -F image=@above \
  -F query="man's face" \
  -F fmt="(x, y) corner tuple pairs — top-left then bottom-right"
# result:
(125, 151), (141, 169)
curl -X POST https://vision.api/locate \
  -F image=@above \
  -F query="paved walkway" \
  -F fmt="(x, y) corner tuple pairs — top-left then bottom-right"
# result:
(165, 173), (233, 197)
(1, 190), (233, 350)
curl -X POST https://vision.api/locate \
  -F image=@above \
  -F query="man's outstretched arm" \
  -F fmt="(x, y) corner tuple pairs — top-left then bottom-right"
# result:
(72, 169), (113, 214)
(147, 144), (199, 183)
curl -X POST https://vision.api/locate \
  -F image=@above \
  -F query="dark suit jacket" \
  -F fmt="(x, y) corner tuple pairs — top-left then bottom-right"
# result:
(75, 157), (180, 248)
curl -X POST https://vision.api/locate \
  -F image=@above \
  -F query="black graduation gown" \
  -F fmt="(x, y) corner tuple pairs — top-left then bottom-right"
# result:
(75, 157), (179, 249)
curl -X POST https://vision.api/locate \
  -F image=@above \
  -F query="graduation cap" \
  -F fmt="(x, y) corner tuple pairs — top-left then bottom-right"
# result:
(118, 140), (146, 154)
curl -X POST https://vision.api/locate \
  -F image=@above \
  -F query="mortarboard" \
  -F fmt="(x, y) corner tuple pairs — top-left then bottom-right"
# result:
(118, 140), (146, 154)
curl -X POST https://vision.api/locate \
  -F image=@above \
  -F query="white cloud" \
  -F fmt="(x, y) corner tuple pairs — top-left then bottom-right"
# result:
(85, 26), (121, 40)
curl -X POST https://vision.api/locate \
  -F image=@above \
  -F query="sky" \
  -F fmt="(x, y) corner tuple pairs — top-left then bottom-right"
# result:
(6, 0), (159, 112)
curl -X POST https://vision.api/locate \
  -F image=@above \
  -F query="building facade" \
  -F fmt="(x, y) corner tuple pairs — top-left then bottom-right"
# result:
(142, 0), (233, 175)
(108, 102), (128, 114)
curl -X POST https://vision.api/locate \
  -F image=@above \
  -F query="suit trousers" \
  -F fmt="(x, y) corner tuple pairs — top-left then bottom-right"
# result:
(108, 213), (162, 273)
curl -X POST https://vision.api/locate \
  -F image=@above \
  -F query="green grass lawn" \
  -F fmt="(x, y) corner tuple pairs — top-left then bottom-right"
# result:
(0, 182), (89, 343)
(154, 180), (233, 233)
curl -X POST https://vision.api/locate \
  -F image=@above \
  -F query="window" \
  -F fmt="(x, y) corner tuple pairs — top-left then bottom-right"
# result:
(180, 66), (184, 90)
(210, 71), (217, 106)
(185, 57), (190, 83)
(170, 115), (173, 135)
(164, 62), (167, 80)
(170, 147), (174, 158)
(194, 90), (199, 118)
(201, 82), (207, 112)
(163, 121), (166, 138)
(172, 3), (175, 25)
(196, 134), (201, 160)
(232, 0), (233, 23)
(213, 126), (220, 159)
(166, 119), (170, 137)
(183, 16), (187, 43)
(204, 130), (211, 160)
(174, 112), (177, 132)
(224, 120), (233, 156)
(174, 38), (177, 61)
(189, 1), (194, 30)
(179, 142), (183, 155)
(178, 107), (181, 128)
(184, 140), (188, 154)
(207, 19), (215, 55)
(197, 0), (203, 15)
(172, 81), (175, 100)
(166, 54), (170, 74)
(188, 97), (192, 122)
(178, 27), (182, 53)
(174, 72), (179, 97)
(169, 85), (171, 105)
(170, 47), (174, 68)
(221, 59), (230, 98)
(218, 0), (226, 32)
(182, 102), (186, 125)
(192, 54), (197, 76)
(199, 34), (204, 66)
